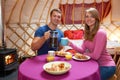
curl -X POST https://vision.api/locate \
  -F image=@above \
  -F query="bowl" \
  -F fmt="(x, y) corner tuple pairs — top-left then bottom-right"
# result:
(43, 61), (71, 75)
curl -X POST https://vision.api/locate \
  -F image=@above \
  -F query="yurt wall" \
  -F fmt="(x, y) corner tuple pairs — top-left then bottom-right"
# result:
(1, 0), (120, 56)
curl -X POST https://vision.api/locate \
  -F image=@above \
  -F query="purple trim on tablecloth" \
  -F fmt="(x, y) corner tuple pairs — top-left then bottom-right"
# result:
(18, 55), (100, 80)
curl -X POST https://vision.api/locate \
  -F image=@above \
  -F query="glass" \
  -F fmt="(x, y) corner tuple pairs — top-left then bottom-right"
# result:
(46, 55), (55, 62)
(65, 52), (72, 60)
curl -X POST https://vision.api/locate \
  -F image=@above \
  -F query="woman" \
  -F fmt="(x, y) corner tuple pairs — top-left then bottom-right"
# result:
(68, 8), (116, 80)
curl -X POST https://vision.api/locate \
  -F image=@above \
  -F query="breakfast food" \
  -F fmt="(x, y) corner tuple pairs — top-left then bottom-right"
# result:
(74, 53), (88, 59)
(45, 63), (69, 71)
(55, 51), (66, 56)
(58, 63), (65, 69)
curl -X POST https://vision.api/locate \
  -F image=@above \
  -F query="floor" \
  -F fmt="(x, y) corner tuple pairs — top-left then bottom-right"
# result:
(0, 69), (18, 80)
(0, 57), (26, 80)
(0, 68), (18, 80)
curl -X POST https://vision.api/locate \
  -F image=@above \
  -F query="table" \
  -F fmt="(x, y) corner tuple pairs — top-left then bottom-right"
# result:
(18, 55), (100, 80)
(64, 40), (120, 50)
(107, 41), (120, 54)
(107, 41), (120, 49)
(65, 40), (120, 56)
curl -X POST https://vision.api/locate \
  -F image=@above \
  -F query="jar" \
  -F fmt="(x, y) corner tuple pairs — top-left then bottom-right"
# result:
(49, 31), (58, 50)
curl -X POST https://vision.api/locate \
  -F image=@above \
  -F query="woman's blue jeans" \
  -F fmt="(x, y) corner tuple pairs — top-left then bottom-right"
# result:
(100, 66), (116, 80)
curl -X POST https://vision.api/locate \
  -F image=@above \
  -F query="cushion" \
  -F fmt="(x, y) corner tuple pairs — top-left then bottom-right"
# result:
(64, 30), (84, 40)
(64, 30), (73, 39)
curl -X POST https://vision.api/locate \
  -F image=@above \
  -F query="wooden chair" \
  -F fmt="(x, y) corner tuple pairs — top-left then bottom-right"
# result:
(107, 47), (117, 63)
(108, 48), (119, 80)
(109, 74), (117, 80)
(113, 47), (120, 63)
(116, 57), (120, 80)
(113, 47), (120, 80)
(113, 50), (117, 63)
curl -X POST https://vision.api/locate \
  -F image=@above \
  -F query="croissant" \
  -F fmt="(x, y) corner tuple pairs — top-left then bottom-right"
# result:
(75, 53), (87, 59)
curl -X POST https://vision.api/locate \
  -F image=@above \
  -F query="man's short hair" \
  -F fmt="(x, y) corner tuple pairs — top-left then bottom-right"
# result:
(50, 8), (62, 16)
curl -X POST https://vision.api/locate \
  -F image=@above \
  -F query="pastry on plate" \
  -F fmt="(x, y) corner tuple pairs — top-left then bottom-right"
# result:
(74, 53), (88, 59)
(55, 51), (66, 56)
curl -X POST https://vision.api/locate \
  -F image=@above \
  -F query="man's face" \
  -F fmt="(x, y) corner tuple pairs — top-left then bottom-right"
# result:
(50, 11), (62, 26)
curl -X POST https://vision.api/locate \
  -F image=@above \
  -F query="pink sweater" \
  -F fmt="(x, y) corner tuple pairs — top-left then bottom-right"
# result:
(69, 29), (115, 66)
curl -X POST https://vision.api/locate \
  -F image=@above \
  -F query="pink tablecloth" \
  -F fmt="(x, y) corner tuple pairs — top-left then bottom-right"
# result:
(18, 55), (100, 80)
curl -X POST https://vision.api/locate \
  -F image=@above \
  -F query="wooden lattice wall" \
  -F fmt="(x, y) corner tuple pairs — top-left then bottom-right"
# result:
(3, 0), (120, 56)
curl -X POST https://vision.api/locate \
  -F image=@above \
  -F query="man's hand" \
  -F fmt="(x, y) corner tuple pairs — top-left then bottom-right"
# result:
(44, 30), (51, 40)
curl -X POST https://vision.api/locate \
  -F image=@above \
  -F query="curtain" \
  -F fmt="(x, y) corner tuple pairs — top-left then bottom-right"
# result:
(59, 0), (111, 24)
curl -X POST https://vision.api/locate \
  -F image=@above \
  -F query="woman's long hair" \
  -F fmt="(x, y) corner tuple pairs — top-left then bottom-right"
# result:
(84, 8), (100, 41)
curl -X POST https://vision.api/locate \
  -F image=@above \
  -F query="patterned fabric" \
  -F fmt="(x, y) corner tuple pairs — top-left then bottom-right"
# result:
(60, 0), (111, 24)
(64, 30), (84, 39)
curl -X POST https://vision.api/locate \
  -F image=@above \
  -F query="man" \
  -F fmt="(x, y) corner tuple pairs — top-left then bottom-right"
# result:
(31, 9), (64, 55)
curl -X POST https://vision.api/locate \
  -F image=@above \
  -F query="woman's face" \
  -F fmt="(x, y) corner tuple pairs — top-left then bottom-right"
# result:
(85, 12), (96, 28)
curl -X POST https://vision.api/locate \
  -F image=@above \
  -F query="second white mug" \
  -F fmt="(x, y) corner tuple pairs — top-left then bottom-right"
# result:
(48, 50), (55, 56)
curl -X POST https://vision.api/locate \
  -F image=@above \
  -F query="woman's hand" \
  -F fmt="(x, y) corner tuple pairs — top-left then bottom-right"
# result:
(68, 40), (73, 46)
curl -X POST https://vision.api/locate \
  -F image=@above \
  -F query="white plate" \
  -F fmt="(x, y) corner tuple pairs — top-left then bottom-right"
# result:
(43, 61), (71, 75)
(72, 55), (90, 61)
